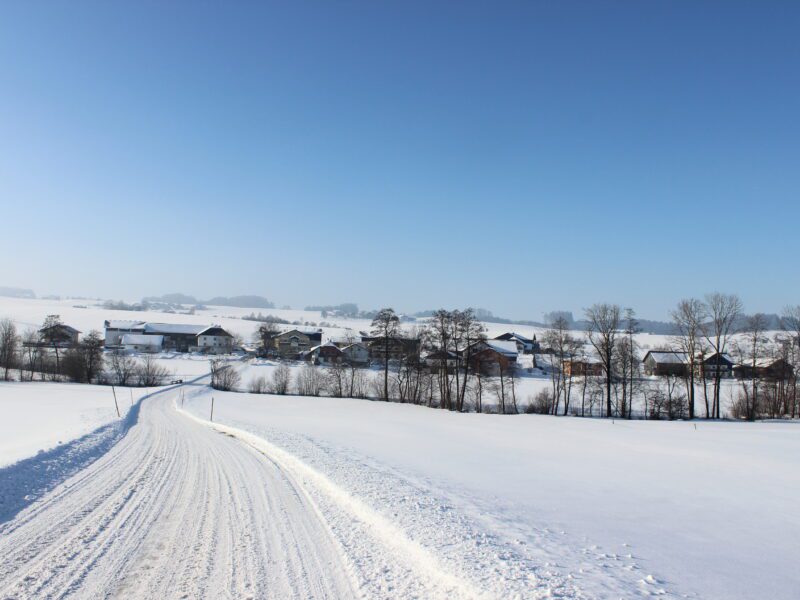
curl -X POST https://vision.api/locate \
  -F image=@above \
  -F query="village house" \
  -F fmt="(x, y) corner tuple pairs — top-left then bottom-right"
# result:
(306, 342), (343, 365)
(196, 326), (234, 355)
(466, 340), (518, 375)
(39, 322), (81, 348)
(563, 358), (604, 377)
(696, 352), (734, 379)
(642, 350), (689, 377)
(423, 349), (460, 372)
(340, 342), (370, 366)
(362, 335), (421, 363)
(272, 329), (319, 358)
(733, 357), (794, 381)
(121, 334), (163, 353)
(493, 332), (539, 354)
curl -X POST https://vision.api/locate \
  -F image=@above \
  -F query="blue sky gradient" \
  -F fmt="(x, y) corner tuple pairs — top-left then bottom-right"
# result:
(1, 1), (798, 320)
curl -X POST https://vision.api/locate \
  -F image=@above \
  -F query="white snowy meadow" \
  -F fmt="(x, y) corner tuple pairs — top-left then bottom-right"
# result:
(0, 296), (798, 598)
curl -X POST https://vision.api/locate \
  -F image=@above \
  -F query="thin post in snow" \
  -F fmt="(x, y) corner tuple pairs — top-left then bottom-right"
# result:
(210, 396), (215, 422)
(181, 389), (184, 407)
(111, 385), (121, 418)
(130, 388), (133, 407)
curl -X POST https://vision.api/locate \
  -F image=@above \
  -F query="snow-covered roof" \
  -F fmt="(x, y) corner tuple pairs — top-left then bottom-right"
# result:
(737, 357), (785, 368)
(481, 340), (519, 356)
(494, 332), (533, 344)
(121, 334), (163, 346)
(341, 343), (367, 351)
(143, 323), (206, 335)
(40, 323), (82, 334)
(424, 350), (459, 360)
(644, 350), (688, 364)
(105, 320), (146, 330)
(699, 352), (734, 364)
(197, 325), (232, 337)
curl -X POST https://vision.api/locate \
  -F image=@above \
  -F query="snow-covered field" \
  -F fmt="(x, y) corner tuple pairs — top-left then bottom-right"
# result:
(0, 296), (798, 598)
(0, 381), (135, 468)
(182, 387), (800, 600)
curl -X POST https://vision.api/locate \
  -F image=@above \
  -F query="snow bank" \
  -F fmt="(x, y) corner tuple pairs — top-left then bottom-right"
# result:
(0, 382), (138, 467)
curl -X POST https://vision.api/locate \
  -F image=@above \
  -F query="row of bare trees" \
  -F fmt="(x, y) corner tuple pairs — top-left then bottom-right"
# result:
(574, 294), (800, 419)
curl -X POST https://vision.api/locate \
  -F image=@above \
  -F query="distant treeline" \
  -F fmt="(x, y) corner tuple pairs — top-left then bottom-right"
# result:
(0, 286), (36, 299)
(142, 293), (275, 309)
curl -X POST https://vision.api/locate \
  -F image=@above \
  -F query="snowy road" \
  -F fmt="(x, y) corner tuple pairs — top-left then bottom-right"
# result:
(0, 388), (361, 598)
(0, 388), (483, 599)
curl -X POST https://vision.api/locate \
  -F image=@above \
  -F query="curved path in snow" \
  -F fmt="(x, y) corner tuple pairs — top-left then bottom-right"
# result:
(0, 389), (365, 599)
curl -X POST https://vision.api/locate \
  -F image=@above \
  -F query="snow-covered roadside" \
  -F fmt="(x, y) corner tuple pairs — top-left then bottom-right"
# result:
(0, 382), (142, 524)
(0, 382), (140, 468)
(184, 388), (800, 600)
(0, 380), (204, 525)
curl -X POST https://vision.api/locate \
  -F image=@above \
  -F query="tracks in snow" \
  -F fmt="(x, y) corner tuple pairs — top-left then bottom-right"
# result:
(0, 389), (486, 599)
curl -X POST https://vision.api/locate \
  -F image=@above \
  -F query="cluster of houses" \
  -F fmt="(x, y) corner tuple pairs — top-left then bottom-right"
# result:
(33, 318), (797, 382)
(642, 350), (794, 380)
(103, 320), (234, 355)
(266, 328), (540, 374)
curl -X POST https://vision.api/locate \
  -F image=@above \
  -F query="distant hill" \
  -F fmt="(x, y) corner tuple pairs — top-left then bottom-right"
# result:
(142, 293), (275, 309)
(204, 295), (275, 309)
(142, 292), (198, 305)
(304, 303), (359, 317)
(0, 286), (36, 299)
(413, 307), (682, 335)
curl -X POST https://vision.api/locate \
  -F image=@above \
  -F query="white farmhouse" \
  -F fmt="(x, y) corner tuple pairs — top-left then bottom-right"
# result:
(197, 326), (234, 355)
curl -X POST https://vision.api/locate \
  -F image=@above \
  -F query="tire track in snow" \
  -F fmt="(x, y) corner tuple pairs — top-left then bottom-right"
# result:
(182, 408), (493, 599)
(0, 388), (360, 599)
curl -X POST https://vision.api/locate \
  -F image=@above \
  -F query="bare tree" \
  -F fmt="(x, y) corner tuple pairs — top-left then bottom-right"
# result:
(82, 330), (105, 382)
(543, 315), (582, 415)
(0, 318), (19, 381)
(63, 330), (105, 383)
(20, 328), (41, 381)
(701, 293), (742, 418)
(324, 363), (348, 398)
(733, 313), (769, 421)
(296, 364), (324, 396)
(40, 314), (68, 379)
(455, 309), (485, 412)
(585, 303), (621, 417)
(370, 308), (400, 401)
(108, 351), (137, 386)
(671, 298), (707, 419)
(255, 322), (280, 356)
(269, 363), (292, 394)
(614, 336), (640, 418)
(779, 306), (800, 417)
(249, 375), (268, 393)
(137, 354), (172, 387)
(622, 308), (640, 418)
(209, 358), (240, 391)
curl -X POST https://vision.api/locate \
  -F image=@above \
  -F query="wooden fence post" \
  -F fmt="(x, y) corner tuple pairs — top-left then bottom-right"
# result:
(111, 385), (121, 418)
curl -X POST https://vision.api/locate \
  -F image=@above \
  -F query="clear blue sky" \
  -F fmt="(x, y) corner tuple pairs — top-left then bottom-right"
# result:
(1, 1), (798, 320)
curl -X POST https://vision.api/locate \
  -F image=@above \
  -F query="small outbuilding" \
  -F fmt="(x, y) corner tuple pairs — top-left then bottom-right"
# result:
(121, 334), (164, 353)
